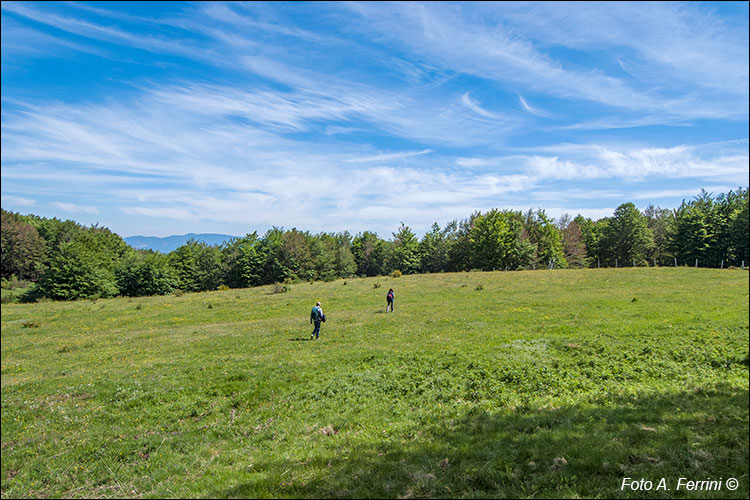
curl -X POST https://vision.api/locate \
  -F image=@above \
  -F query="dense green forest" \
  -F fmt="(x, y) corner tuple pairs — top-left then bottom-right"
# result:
(2, 188), (748, 302)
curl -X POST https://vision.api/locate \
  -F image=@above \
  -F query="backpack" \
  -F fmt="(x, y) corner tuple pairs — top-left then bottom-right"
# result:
(387, 291), (394, 301)
(312, 306), (324, 322)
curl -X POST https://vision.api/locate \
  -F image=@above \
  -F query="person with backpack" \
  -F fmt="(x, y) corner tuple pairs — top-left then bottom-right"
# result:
(310, 301), (325, 340)
(386, 288), (395, 312)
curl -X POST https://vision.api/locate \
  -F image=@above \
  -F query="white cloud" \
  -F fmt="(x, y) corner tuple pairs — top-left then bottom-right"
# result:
(343, 2), (748, 121)
(459, 141), (749, 184)
(325, 126), (362, 136)
(345, 149), (433, 163)
(53, 202), (99, 214)
(1, 2), (202, 59)
(592, 145), (749, 180)
(525, 156), (603, 181)
(518, 95), (558, 119)
(1, 195), (36, 207)
(629, 186), (739, 201)
(496, 2), (749, 97)
(461, 93), (509, 121)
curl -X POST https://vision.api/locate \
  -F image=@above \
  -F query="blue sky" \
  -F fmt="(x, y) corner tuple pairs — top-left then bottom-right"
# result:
(1, 1), (748, 238)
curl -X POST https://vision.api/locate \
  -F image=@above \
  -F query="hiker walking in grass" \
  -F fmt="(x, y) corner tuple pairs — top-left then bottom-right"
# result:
(310, 301), (325, 340)
(386, 288), (395, 312)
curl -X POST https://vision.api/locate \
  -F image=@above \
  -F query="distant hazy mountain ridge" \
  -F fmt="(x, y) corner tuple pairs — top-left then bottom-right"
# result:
(124, 233), (238, 253)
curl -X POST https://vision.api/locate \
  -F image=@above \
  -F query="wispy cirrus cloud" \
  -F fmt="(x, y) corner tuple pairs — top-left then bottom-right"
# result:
(490, 2), (749, 97)
(518, 95), (559, 119)
(0, 15), (109, 59)
(343, 2), (748, 121)
(461, 93), (511, 121)
(345, 149), (434, 163)
(0, 1), (202, 57)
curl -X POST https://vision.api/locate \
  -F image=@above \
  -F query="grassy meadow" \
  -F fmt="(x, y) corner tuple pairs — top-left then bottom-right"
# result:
(1, 267), (748, 498)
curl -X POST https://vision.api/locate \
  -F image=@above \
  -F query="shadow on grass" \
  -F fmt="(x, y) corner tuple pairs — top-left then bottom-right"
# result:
(288, 337), (313, 342)
(220, 386), (749, 499)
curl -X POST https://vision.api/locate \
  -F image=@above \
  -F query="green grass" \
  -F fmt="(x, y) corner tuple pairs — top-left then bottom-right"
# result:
(1, 268), (748, 498)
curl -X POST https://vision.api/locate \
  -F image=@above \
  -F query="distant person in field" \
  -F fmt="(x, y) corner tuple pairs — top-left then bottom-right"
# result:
(310, 301), (325, 340)
(386, 288), (395, 312)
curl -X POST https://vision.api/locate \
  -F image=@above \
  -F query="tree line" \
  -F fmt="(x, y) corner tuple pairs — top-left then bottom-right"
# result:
(1, 188), (747, 302)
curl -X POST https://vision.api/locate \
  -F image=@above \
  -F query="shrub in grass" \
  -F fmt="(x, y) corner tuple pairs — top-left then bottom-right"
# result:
(1, 290), (18, 304)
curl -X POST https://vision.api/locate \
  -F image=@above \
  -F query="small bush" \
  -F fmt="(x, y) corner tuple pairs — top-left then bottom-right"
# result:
(4, 281), (40, 303)
(373, 282), (381, 289)
(217, 284), (229, 291)
(273, 282), (288, 294)
(391, 270), (403, 278)
(173, 289), (184, 297)
(1, 291), (18, 304)
(475, 284), (484, 290)
(22, 321), (41, 328)
(1, 275), (31, 290)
